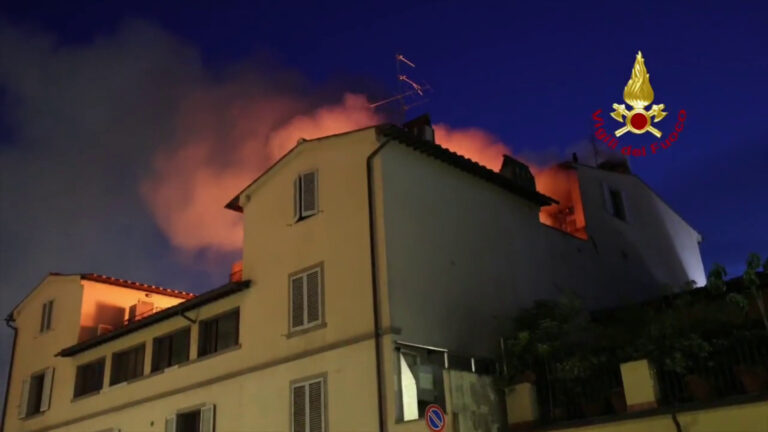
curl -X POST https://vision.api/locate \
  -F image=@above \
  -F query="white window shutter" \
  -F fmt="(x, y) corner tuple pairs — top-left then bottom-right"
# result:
(292, 384), (306, 432)
(308, 380), (324, 432)
(165, 415), (176, 432)
(293, 176), (301, 221)
(40, 367), (54, 411)
(601, 182), (613, 215)
(200, 404), (215, 432)
(301, 171), (317, 216)
(291, 276), (305, 330)
(18, 378), (29, 418)
(306, 270), (321, 325)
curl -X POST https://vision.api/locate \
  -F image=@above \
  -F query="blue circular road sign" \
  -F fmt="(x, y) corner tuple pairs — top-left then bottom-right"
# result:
(424, 404), (446, 431)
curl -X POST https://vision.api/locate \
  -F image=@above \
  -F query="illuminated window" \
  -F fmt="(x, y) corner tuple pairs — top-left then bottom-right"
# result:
(152, 327), (191, 372)
(110, 344), (145, 385)
(74, 358), (105, 397)
(291, 376), (326, 432)
(289, 266), (323, 333)
(18, 367), (53, 418)
(294, 170), (318, 221)
(198, 309), (239, 357)
(165, 404), (215, 432)
(40, 300), (53, 333)
(396, 347), (446, 422)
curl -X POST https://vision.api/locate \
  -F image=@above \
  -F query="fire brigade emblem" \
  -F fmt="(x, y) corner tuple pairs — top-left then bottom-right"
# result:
(610, 51), (667, 137)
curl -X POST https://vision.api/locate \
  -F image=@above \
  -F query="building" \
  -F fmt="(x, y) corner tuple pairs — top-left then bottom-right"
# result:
(2, 115), (705, 432)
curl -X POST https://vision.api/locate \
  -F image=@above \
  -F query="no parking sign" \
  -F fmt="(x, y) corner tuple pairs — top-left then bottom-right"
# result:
(424, 404), (446, 431)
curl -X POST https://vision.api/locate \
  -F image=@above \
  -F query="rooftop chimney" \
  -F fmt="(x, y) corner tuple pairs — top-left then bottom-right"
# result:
(229, 260), (243, 283)
(403, 114), (434, 142)
(498, 155), (537, 192)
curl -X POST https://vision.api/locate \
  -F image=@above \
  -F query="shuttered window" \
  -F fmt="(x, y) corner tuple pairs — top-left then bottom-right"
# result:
(110, 344), (145, 385)
(294, 170), (318, 221)
(18, 368), (54, 418)
(40, 300), (53, 333)
(291, 378), (325, 432)
(289, 266), (323, 332)
(74, 358), (105, 397)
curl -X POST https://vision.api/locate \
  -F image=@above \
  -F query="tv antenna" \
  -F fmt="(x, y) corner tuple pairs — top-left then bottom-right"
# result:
(370, 53), (432, 112)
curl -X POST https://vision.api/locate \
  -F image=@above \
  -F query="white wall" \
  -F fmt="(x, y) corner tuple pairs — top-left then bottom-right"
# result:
(376, 143), (705, 358)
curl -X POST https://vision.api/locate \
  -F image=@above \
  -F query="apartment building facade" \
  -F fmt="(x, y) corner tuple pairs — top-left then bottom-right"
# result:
(2, 116), (705, 432)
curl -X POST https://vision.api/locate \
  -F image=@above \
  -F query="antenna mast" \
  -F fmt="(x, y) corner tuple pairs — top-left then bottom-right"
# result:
(369, 53), (432, 113)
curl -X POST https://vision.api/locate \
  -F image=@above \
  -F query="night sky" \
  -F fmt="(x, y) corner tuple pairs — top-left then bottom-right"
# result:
(1, 0), (766, 404)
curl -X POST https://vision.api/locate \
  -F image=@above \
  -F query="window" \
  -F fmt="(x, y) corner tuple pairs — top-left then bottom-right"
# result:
(40, 300), (53, 333)
(165, 405), (215, 432)
(294, 170), (318, 221)
(110, 343), (145, 385)
(601, 183), (629, 222)
(152, 327), (190, 372)
(74, 358), (105, 397)
(291, 377), (326, 432)
(396, 347), (446, 422)
(198, 309), (239, 358)
(289, 266), (323, 332)
(18, 368), (54, 418)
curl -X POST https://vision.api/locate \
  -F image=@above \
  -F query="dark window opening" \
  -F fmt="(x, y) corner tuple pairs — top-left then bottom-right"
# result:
(152, 328), (191, 372)
(294, 171), (318, 222)
(40, 300), (53, 333)
(74, 358), (105, 397)
(177, 410), (201, 432)
(198, 309), (239, 358)
(609, 189), (626, 221)
(26, 373), (45, 415)
(110, 344), (145, 385)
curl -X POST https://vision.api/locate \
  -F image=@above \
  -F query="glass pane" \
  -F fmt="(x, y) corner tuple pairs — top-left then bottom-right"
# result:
(217, 311), (239, 351)
(171, 328), (190, 366)
(153, 336), (171, 372)
(198, 320), (217, 357)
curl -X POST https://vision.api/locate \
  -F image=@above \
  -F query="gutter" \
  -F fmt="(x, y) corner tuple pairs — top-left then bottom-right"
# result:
(1, 314), (18, 432)
(367, 135), (395, 432)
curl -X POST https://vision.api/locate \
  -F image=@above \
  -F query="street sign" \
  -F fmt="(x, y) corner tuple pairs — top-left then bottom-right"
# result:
(424, 404), (446, 431)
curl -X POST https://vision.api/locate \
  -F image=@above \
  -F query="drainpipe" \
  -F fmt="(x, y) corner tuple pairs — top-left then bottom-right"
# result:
(367, 135), (394, 432)
(1, 314), (18, 432)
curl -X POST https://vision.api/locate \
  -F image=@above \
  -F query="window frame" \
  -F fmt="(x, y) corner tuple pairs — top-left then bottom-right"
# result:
(166, 403), (215, 432)
(289, 373), (328, 432)
(74, 357), (106, 398)
(40, 299), (54, 333)
(294, 170), (319, 222)
(18, 367), (54, 419)
(152, 326), (191, 372)
(601, 182), (630, 223)
(395, 346), (447, 423)
(288, 263), (325, 335)
(109, 342), (146, 386)
(197, 308), (240, 358)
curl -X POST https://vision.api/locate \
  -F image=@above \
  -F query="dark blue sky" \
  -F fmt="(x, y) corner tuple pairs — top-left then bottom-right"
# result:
(2, 0), (767, 278)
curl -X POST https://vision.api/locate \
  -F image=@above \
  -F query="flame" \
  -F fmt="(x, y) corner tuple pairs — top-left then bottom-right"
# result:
(623, 51), (655, 109)
(535, 166), (587, 239)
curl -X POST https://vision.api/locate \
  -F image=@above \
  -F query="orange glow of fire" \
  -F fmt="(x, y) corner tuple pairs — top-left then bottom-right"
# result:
(535, 166), (587, 239)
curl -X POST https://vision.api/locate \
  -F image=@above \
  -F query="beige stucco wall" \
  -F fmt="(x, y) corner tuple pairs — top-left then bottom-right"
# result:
(4, 275), (83, 430)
